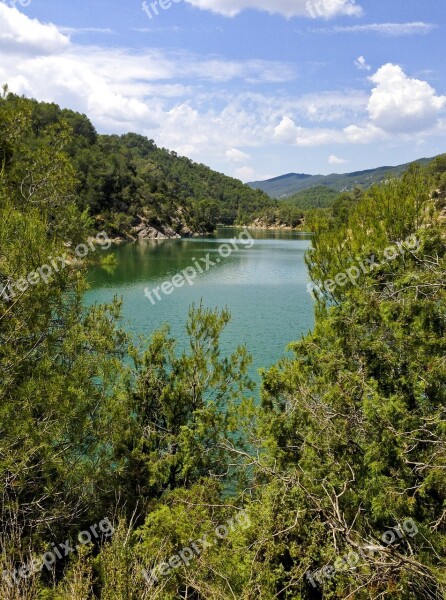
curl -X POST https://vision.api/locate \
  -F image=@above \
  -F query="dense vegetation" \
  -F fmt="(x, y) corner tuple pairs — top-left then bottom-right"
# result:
(1, 93), (445, 598)
(249, 158), (434, 199)
(287, 186), (340, 210)
(0, 90), (272, 237)
(252, 186), (368, 229)
(250, 201), (306, 228)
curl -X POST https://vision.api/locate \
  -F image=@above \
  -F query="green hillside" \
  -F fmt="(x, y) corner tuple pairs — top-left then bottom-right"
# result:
(249, 158), (434, 198)
(0, 91), (273, 237)
(287, 185), (340, 210)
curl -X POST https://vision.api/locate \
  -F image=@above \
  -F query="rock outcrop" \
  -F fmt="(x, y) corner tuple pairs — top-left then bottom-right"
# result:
(131, 218), (181, 240)
(249, 218), (305, 231)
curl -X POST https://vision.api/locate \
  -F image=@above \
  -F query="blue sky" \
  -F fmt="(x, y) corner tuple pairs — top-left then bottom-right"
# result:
(1, 0), (445, 181)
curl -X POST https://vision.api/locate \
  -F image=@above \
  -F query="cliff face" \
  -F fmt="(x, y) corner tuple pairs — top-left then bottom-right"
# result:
(131, 220), (180, 240)
(126, 214), (204, 240)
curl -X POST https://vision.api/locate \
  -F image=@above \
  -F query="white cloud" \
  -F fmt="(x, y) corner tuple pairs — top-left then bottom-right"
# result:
(329, 22), (436, 36)
(176, 144), (200, 156)
(368, 64), (446, 133)
(0, 4), (69, 55)
(188, 57), (296, 83)
(295, 126), (345, 146)
(1, 5), (445, 176)
(274, 116), (299, 143)
(355, 56), (371, 71)
(295, 91), (368, 123)
(184, 0), (362, 19)
(233, 166), (273, 182)
(225, 148), (251, 162)
(234, 166), (256, 181)
(58, 27), (115, 35)
(343, 123), (384, 143)
(0, 3), (295, 142)
(329, 154), (349, 164)
(274, 117), (348, 146)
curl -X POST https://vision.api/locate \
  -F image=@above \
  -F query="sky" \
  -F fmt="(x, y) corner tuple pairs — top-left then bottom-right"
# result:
(0, 0), (445, 182)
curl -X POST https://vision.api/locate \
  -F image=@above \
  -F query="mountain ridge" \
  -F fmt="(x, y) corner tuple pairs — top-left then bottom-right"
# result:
(248, 157), (435, 199)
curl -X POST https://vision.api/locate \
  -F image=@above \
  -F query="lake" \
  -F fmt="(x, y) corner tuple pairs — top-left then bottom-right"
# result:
(85, 228), (315, 391)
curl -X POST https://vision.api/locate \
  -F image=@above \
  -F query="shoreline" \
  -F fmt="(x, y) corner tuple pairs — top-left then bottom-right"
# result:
(105, 225), (313, 244)
(218, 225), (312, 233)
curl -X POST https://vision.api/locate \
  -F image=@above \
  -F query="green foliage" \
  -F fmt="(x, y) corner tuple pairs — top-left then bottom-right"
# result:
(306, 168), (431, 299)
(287, 185), (340, 210)
(118, 303), (254, 507)
(255, 202), (305, 228)
(428, 154), (446, 209)
(247, 164), (446, 598)
(49, 546), (94, 600)
(0, 85), (130, 580)
(250, 159), (434, 199)
(1, 88), (445, 600)
(1, 92), (273, 237)
(135, 482), (255, 599)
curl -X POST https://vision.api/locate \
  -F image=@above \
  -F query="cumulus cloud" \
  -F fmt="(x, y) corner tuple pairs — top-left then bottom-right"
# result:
(0, 4), (69, 55)
(1, 4), (444, 175)
(183, 0), (362, 19)
(274, 116), (299, 143)
(354, 56), (371, 71)
(0, 3), (295, 141)
(225, 148), (251, 162)
(368, 64), (446, 133)
(343, 123), (384, 143)
(247, 64), (446, 150)
(329, 154), (349, 164)
(274, 117), (347, 146)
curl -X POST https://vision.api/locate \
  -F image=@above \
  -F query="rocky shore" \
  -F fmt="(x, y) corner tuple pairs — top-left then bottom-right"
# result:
(108, 216), (200, 243)
(248, 217), (306, 231)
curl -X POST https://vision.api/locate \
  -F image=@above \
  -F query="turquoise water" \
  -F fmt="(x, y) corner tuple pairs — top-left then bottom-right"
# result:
(85, 228), (314, 390)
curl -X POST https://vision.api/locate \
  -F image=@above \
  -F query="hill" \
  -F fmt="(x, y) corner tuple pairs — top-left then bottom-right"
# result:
(0, 91), (273, 238)
(248, 158), (434, 199)
(286, 185), (340, 210)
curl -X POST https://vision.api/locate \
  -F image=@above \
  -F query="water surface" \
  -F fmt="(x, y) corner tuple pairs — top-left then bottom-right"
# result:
(85, 228), (314, 390)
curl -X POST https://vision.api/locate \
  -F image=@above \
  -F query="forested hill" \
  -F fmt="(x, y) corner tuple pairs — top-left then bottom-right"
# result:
(249, 157), (434, 198)
(0, 91), (272, 237)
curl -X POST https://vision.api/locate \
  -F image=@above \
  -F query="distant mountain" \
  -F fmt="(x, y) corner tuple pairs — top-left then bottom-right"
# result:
(248, 158), (435, 199)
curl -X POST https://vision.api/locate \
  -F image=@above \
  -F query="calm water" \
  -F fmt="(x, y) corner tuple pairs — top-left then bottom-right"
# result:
(85, 228), (314, 390)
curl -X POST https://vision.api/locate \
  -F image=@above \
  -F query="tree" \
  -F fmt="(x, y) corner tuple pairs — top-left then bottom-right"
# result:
(117, 304), (254, 511)
(0, 92), (129, 581)
(240, 166), (446, 598)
